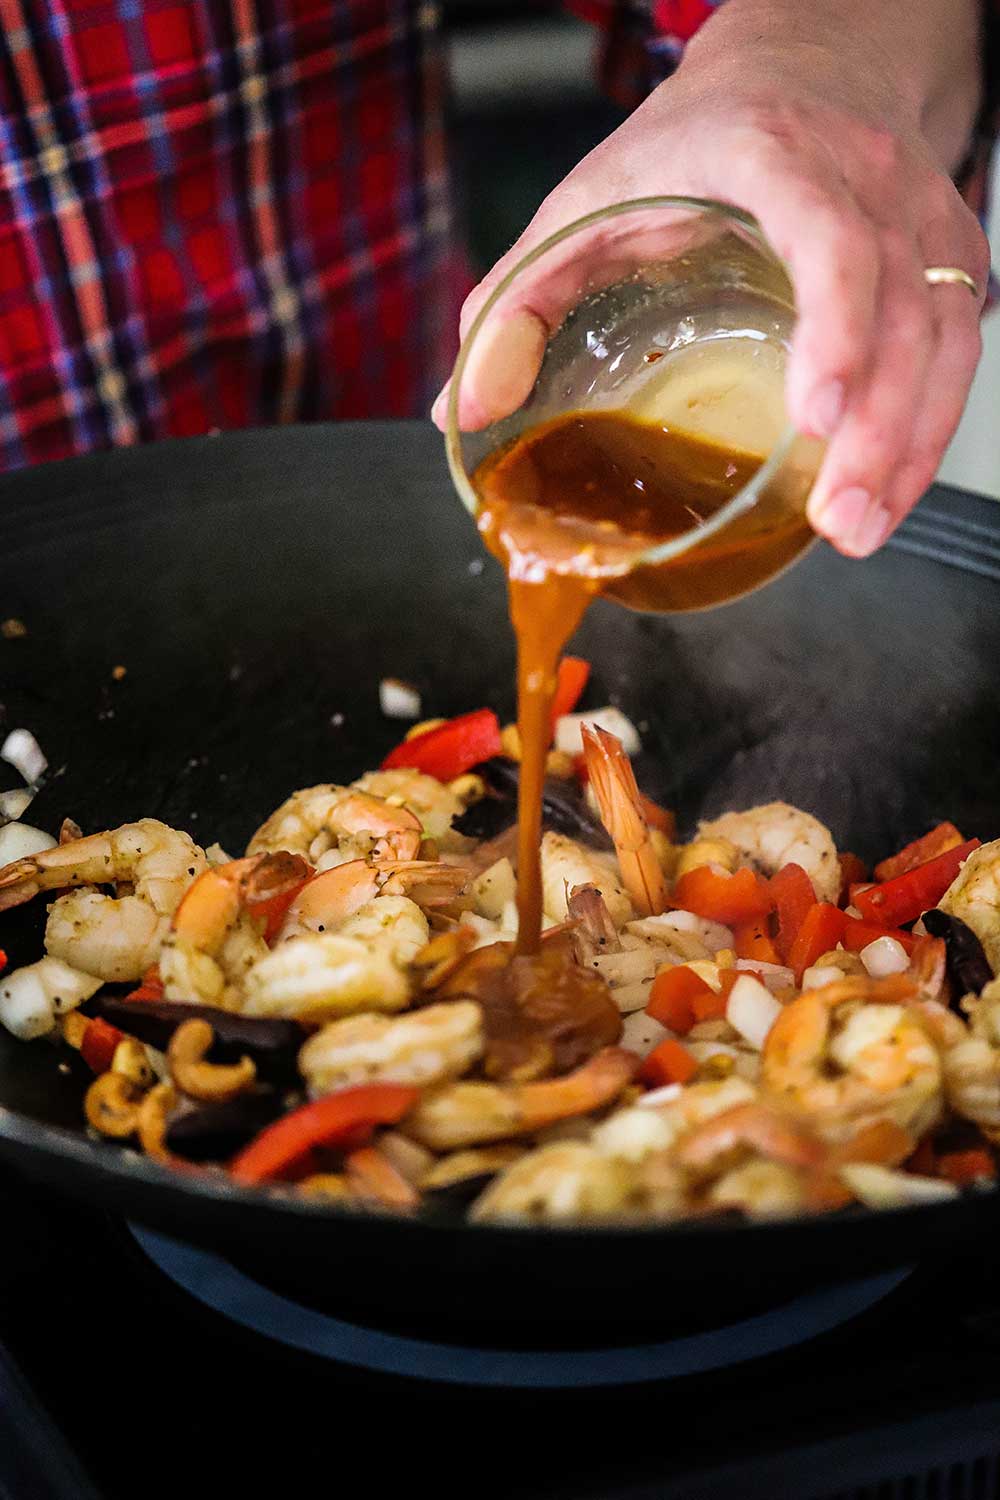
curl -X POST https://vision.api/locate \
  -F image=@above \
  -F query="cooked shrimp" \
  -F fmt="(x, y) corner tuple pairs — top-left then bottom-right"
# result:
(706, 1160), (814, 1219)
(540, 830), (632, 927)
(698, 802), (840, 903)
(939, 839), (1000, 974)
(923, 980), (1000, 1141)
(761, 973), (941, 1140)
(581, 725), (669, 917)
(592, 1076), (758, 1162)
(402, 1046), (637, 1150)
(470, 1141), (635, 1223)
(299, 1000), (484, 1095)
(352, 768), (466, 847)
(0, 820), (206, 982)
(247, 785), (422, 863)
(159, 854), (286, 1009)
(567, 883), (622, 965)
(278, 858), (467, 939)
(674, 1101), (826, 1176)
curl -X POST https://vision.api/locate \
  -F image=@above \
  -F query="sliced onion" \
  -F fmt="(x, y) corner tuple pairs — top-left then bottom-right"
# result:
(621, 1010), (669, 1055)
(379, 678), (422, 720)
(735, 958), (794, 993)
(1, 728), (47, 784)
(802, 964), (847, 991)
(726, 973), (782, 1051)
(0, 821), (56, 865)
(636, 910), (734, 954)
(860, 936), (909, 978)
(636, 1082), (683, 1108)
(554, 706), (641, 757)
(839, 1163), (958, 1209)
(611, 979), (654, 1015)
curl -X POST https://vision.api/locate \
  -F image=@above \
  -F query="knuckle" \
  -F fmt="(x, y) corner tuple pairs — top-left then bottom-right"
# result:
(862, 126), (904, 178)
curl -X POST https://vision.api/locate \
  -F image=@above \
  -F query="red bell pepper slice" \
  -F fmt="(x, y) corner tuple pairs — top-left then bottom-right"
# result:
(937, 1148), (996, 1185)
(0, 948), (7, 976)
(786, 903), (846, 983)
(672, 866), (771, 926)
(549, 656), (590, 735)
(646, 966), (714, 1034)
(841, 915), (916, 956)
(123, 966), (165, 1003)
(691, 972), (736, 1023)
(854, 838), (980, 928)
(381, 708), (502, 781)
(874, 822), (965, 884)
(733, 917), (782, 966)
(769, 863), (816, 962)
(80, 1017), (124, 1075)
(837, 853), (869, 906)
(639, 1038), (698, 1087)
(229, 1083), (420, 1185)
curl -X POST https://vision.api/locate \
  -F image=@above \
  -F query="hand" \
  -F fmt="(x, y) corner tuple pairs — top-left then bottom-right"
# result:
(433, 41), (990, 557)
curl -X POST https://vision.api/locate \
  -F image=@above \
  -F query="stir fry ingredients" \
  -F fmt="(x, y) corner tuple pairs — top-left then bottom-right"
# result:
(2, 710), (998, 1225)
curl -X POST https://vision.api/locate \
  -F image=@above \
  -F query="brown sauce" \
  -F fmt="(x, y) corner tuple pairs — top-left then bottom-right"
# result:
(473, 409), (814, 957)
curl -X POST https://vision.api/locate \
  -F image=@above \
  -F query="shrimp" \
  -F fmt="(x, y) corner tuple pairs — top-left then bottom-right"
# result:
(697, 802), (840, 904)
(351, 768), (466, 847)
(278, 858), (467, 939)
(159, 854), (283, 1009)
(299, 1000), (484, 1095)
(540, 830), (632, 927)
(567, 883), (622, 965)
(939, 839), (1000, 975)
(470, 1142), (637, 1223)
(705, 1160), (815, 1219)
(0, 820), (206, 982)
(581, 725), (669, 917)
(402, 1046), (637, 1151)
(592, 1076), (758, 1162)
(674, 1101), (826, 1176)
(761, 973), (942, 1141)
(926, 980), (1000, 1141)
(240, 931), (414, 1022)
(247, 786), (422, 863)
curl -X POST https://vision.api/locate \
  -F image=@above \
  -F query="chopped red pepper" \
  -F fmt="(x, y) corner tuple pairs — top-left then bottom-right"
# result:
(639, 1038), (698, 1087)
(381, 708), (502, 781)
(636, 795), (676, 841)
(80, 1017), (124, 1075)
(646, 966), (713, 1034)
(855, 839), (980, 928)
(672, 866), (771, 926)
(837, 853), (869, 906)
(123, 966), (165, 1003)
(549, 656), (591, 734)
(874, 822), (965, 884)
(841, 916), (916, 956)
(769, 864), (816, 962)
(905, 1138), (938, 1176)
(572, 753), (589, 786)
(229, 1084), (420, 1185)
(937, 1148), (996, 1185)
(786, 903), (847, 983)
(733, 917), (781, 966)
(0, 948), (7, 976)
(690, 981), (731, 1023)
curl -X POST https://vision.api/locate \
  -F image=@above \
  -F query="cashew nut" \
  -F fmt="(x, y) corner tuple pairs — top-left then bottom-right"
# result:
(136, 1081), (178, 1161)
(84, 1072), (144, 1138)
(167, 1018), (256, 1101)
(111, 1036), (155, 1089)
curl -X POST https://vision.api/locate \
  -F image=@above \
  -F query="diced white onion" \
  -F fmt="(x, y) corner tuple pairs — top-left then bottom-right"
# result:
(0, 957), (101, 1040)
(621, 1010), (670, 1055)
(205, 842), (234, 867)
(611, 979), (654, 1014)
(1, 728), (47, 784)
(0, 787), (34, 823)
(554, 706), (641, 757)
(633, 910), (734, 954)
(838, 1163), (958, 1209)
(471, 857), (516, 921)
(379, 678), (422, 720)
(802, 964), (846, 991)
(734, 958), (794, 993)
(726, 973), (782, 1051)
(860, 936), (910, 978)
(686, 1040), (739, 1063)
(636, 1083), (683, 1108)
(0, 821), (57, 865)
(844, 905), (863, 919)
(592, 947), (661, 988)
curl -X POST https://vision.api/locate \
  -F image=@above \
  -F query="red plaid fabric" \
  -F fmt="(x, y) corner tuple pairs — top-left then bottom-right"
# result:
(0, 0), (462, 468)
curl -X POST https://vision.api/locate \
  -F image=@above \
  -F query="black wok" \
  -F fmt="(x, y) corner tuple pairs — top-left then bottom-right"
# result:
(2, 421), (999, 1330)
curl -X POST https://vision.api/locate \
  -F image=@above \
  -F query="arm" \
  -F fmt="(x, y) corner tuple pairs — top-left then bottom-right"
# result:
(439, 0), (991, 558)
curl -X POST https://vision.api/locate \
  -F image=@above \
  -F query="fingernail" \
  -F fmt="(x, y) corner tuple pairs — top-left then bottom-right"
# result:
(806, 380), (846, 438)
(847, 501), (892, 557)
(810, 485), (871, 540)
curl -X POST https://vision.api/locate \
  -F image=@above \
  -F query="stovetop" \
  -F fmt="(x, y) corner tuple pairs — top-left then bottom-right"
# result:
(3, 1166), (1000, 1500)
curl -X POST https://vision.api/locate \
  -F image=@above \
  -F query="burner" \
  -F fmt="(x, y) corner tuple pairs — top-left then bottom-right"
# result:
(130, 1225), (912, 1389)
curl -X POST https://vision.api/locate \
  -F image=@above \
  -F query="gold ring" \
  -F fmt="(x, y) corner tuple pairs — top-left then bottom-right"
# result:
(924, 266), (979, 297)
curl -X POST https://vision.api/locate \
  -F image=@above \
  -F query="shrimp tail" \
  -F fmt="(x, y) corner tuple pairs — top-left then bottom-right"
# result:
(581, 725), (668, 918)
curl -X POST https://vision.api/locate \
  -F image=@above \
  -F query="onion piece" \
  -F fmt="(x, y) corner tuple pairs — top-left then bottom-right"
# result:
(632, 909), (734, 955)
(802, 964), (847, 991)
(838, 1163), (958, 1209)
(734, 958), (794, 993)
(0, 821), (57, 865)
(554, 706), (641, 757)
(621, 1010), (669, 1055)
(860, 936), (910, 978)
(611, 979), (655, 1015)
(1, 728), (47, 785)
(726, 973), (782, 1051)
(636, 1082), (683, 1108)
(379, 678), (422, 720)
(0, 787), (34, 824)
(0, 958), (102, 1040)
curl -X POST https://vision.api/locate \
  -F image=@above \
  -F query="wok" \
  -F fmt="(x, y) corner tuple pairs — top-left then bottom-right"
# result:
(2, 420), (999, 1332)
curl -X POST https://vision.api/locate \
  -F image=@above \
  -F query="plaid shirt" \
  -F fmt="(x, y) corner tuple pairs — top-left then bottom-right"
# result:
(0, 0), (993, 470)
